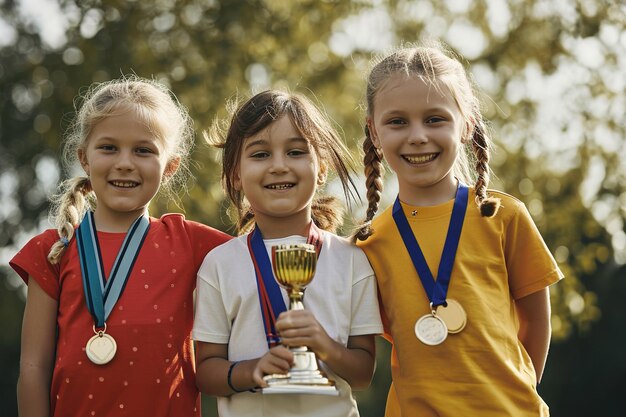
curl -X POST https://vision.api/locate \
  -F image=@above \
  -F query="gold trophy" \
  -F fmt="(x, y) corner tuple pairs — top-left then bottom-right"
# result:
(262, 243), (338, 395)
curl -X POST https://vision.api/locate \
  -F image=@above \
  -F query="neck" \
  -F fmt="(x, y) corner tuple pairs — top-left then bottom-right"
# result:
(92, 208), (148, 233)
(398, 176), (459, 207)
(253, 210), (312, 239)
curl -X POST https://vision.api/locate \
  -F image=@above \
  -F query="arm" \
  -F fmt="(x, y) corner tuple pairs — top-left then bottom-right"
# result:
(516, 287), (551, 383)
(18, 277), (57, 417)
(195, 341), (294, 396)
(276, 310), (376, 390)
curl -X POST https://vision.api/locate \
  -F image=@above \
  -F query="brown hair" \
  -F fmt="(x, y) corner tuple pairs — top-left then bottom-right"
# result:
(206, 90), (358, 234)
(355, 43), (500, 241)
(47, 75), (194, 263)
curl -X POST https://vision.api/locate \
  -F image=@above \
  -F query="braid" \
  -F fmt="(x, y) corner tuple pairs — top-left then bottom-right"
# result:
(237, 207), (256, 235)
(48, 177), (93, 264)
(354, 125), (384, 241)
(471, 122), (500, 217)
(311, 196), (344, 234)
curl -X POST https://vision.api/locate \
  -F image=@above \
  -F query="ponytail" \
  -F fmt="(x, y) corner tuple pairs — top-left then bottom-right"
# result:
(47, 177), (93, 264)
(471, 122), (500, 217)
(354, 125), (384, 241)
(311, 196), (344, 234)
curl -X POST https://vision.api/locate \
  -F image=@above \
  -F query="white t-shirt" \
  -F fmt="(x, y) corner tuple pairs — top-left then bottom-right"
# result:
(193, 231), (383, 417)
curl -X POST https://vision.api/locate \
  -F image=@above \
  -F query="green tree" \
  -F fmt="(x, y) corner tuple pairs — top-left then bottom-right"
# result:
(1, 0), (624, 416)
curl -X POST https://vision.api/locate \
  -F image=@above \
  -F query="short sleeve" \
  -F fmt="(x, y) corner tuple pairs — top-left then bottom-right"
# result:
(192, 252), (231, 344)
(9, 229), (61, 300)
(349, 249), (383, 336)
(504, 201), (564, 300)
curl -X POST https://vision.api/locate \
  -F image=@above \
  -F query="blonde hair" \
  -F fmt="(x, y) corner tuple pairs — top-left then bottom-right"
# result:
(48, 75), (194, 263)
(355, 42), (500, 241)
(206, 90), (358, 234)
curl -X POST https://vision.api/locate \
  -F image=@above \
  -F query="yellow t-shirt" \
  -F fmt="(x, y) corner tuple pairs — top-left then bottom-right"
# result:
(358, 189), (563, 417)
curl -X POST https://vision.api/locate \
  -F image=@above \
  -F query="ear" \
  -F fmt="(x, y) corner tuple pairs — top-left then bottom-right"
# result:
(317, 163), (328, 186)
(163, 157), (181, 180)
(366, 118), (381, 149)
(78, 148), (89, 176)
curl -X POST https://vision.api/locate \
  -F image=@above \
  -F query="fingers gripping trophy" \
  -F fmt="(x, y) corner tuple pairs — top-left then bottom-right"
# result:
(262, 243), (339, 395)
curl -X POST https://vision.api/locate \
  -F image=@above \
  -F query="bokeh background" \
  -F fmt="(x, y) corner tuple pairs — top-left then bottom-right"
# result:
(1, 0), (625, 416)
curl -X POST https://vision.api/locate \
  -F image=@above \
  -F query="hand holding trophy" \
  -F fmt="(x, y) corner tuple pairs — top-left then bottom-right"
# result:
(262, 243), (339, 395)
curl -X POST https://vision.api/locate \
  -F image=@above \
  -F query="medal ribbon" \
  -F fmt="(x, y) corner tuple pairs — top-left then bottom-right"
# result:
(76, 211), (150, 328)
(392, 183), (469, 307)
(247, 222), (322, 347)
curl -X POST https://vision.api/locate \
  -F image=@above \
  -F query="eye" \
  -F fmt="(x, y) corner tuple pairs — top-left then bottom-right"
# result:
(136, 147), (156, 155)
(250, 151), (270, 159)
(426, 116), (446, 124)
(98, 144), (116, 152)
(287, 148), (308, 157)
(387, 118), (406, 126)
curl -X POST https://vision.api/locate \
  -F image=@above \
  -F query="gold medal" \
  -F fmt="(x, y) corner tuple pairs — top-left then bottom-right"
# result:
(435, 298), (467, 334)
(86, 325), (117, 365)
(414, 314), (448, 345)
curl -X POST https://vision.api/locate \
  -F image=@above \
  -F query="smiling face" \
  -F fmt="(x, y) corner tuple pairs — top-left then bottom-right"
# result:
(368, 74), (466, 206)
(235, 114), (320, 238)
(79, 106), (178, 231)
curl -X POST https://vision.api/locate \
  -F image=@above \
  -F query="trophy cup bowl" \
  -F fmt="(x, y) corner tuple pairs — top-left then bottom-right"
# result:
(262, 243), (338, 395)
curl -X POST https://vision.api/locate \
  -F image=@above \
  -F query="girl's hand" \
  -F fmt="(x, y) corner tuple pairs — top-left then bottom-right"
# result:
(252, 345), (293, 387)
(275, 310), (334, 361)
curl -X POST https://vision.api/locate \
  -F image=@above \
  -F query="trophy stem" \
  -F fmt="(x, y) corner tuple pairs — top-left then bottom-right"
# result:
(289, 289), (305, 311)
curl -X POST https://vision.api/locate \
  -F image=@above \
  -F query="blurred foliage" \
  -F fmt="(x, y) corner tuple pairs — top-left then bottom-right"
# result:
(1, 0), (625, 416)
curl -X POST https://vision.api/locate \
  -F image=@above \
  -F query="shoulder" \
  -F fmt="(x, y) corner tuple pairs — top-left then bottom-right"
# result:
(23, 229), (60, 250)
(484, 189), (530, 220)
(201, 234), (248, 263)
(322, 232), (374, 272)
(154, 213), (231, 242)
(358, 205), (395, 247)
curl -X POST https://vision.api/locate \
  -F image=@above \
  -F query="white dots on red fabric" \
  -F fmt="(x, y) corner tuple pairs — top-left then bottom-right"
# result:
(170, 251), (175, 256)
(165, 358), (170, 363)
(153, 304), (158, 310)
(171, 268), (177, 273)
(119, 404), (124, 409)
(118, 306), (124, 311)
(129, 361), (134, 366)
(88, 394), (93, 399)
(65, 378), (70, 383)
(77, 361), (82, 365)
(156, 378), (161, 384)
(144, 284), (149, 289)
(169, 316), (174, 322)
(91, 411), (95, 416)
(176, 392), (180, 398)
(156, 318), (161, 323)
(154, 243), (159, 248)
(132, 346), (138, 352)
(123, 381), (128, 386)
(170, 283), (175, 288)
(141, 269), (146, 273)
(121, 319), (127, 324)
(36, 241), (41, 245)
(98, 377), (104, 382)
(167, 343), (172, 348)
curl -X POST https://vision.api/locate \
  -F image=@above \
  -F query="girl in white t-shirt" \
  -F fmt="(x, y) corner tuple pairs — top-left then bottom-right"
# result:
(193, 90), (382, 417)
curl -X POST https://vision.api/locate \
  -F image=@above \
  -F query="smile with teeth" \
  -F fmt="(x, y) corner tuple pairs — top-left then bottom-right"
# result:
(265, 183), (294, 190)
(110, 180), (139, 188)
(403, 153), (438, 164)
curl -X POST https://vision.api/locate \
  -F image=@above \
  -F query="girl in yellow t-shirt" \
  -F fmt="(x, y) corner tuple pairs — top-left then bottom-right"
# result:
(355, 42), (563, 416)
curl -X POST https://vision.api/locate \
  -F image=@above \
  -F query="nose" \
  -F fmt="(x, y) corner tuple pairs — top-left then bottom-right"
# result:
(114, 150), (135, 171)
(408, 124), (428, 145)
(268, 154), (289, 174)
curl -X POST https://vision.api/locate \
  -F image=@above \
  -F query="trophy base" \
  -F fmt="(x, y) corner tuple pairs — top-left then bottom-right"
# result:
(262, 351), (339, 396)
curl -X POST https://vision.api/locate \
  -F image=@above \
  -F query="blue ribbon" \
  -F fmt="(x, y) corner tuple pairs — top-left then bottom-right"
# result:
(76, 212), (150, 328)
(391, 184), (469, 307)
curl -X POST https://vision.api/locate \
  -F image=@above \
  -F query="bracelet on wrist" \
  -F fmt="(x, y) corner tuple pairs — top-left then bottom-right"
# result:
(227, 361), (257, 393)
